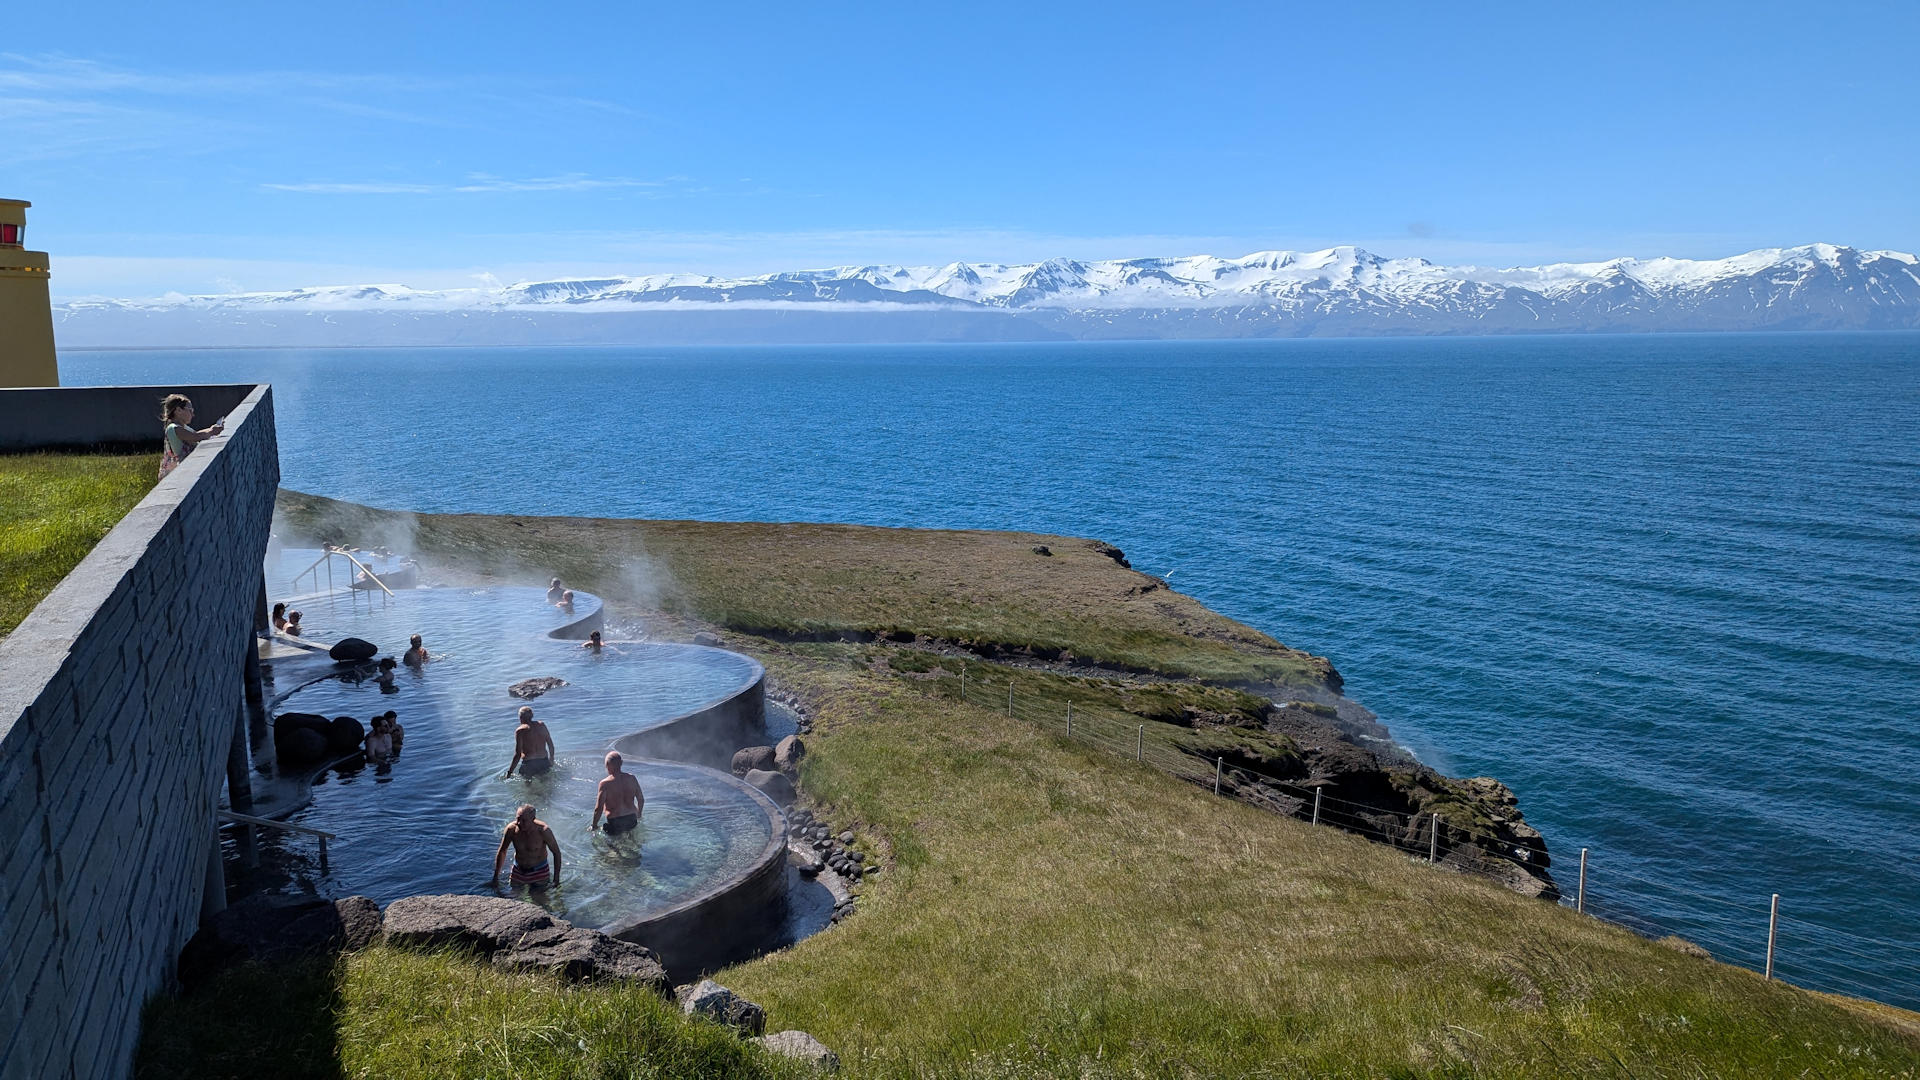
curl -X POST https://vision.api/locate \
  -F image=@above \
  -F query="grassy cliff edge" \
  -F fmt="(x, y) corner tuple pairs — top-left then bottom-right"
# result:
(143, 492), (1920, 1079)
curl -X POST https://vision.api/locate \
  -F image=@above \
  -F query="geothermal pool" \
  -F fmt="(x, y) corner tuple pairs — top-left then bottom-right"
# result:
(260, 552), (781, 931)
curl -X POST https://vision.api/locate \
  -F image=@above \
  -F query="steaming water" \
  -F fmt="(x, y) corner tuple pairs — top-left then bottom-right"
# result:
(263, 575), (772, 927)
(65, 334), (1920, 1005)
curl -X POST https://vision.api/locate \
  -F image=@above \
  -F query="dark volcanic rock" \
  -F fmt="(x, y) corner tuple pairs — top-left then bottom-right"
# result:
(329, 637), (379, 662)
(381, 894), (558, 953)
(327, 715), (365, 752)
(179, 895), (383, 985)
(492, 925), (668, 990)
(277, 726), (328, 765)
(732, 745), (776, 776)
(508, 676), (568, 700)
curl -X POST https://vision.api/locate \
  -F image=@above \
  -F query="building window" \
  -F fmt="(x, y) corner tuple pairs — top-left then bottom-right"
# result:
(0, 224), (20, 246)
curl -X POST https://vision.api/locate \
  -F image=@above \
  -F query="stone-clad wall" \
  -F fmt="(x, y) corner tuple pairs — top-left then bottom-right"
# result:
(0, 384), (278, 1080)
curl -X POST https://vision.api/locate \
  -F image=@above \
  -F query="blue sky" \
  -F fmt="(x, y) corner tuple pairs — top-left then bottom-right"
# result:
(7, 2), (1918, 299)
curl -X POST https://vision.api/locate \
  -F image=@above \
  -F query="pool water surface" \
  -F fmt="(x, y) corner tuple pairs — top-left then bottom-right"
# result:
(261, 562), (776, 929)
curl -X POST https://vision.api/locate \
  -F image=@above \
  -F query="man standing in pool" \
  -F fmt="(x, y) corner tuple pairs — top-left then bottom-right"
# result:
(505, 705), (556, 778)
(403, 634), (430, 667)
(591, 751), (644, 835)
(492, 804), (562, 890)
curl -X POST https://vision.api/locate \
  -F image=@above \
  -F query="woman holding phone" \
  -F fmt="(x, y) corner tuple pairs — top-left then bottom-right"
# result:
(158, 393), (224, 479)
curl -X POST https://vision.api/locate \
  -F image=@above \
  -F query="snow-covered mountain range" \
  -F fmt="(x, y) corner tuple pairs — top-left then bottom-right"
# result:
(56, 243), (1920, 347)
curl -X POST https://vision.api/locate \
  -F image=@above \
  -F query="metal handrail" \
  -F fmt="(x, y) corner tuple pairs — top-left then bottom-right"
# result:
(219, 809), (335, 871)
(290, 547), (397, 598)
(336, 549), (396, 597)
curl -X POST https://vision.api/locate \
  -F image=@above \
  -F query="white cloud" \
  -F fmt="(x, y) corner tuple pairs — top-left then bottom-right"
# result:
(262, 174), (674, 195)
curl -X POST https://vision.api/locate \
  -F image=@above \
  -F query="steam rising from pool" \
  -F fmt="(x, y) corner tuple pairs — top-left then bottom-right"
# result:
(262, 551), (776, 931)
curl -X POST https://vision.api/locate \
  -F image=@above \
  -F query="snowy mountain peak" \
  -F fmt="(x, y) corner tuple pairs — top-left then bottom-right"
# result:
(55, 242), (1920, 347)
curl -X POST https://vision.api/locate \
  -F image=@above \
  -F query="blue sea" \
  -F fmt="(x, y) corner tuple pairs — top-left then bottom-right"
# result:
(65, 333), (1920, 1006)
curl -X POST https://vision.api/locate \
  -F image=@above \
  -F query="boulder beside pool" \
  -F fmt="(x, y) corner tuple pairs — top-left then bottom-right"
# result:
(277, 726), (328, 765)
(327, 715), (366, 752)
(743, 768), (796, 805)
(273, 712), (332, 764)
(329, 637), (379, 662)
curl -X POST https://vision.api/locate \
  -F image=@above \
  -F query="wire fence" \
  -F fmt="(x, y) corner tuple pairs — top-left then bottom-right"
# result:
(951, 666), (1920, 1011)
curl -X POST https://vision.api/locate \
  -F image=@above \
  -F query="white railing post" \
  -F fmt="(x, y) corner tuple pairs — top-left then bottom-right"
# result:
(1311, 787), (1322, 826)
(1136, 725), (1143, 762)
(1428, 813), (1439, 863)
(1214, 758), (1223, 795)
(1766, 893), (1780, 980)
(960, 668), (965, 701)
(1008, 681), (1014, 718)
(1577, 848), (1588, 913)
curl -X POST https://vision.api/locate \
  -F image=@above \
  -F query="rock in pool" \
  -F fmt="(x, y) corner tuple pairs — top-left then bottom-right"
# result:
(508, 676), (568, 700)
(329, 637), (379, 663)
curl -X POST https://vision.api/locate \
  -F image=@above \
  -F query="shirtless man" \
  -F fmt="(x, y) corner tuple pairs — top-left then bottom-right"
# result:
(492, 804), (562, 889)
(581, 630), (618, 654)
(546, 577), (566, 605)
(505, 705), (556, 777)
(591, 751), (645, 835)
(555, 589), (575, 613)
(403, 634), (429, 667)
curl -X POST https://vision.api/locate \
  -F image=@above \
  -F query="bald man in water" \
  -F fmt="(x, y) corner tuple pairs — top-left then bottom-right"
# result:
(505, 705), (556, 778)
(591, 751), (644, 835)
(492, 804), (561, 889)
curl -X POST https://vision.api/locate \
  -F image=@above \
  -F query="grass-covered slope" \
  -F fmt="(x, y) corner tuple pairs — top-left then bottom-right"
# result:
(0, 451), (155, 637)
(138, 947), (811, 1080)
(153, 493), (1920, 1079)
(275, 490), (1331, 686)
(726, 649), (1920, 1076)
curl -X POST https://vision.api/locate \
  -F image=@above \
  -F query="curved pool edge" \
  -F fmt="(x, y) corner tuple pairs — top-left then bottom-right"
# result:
(605, 647), (767, 771)
(598, 759), (790, 976)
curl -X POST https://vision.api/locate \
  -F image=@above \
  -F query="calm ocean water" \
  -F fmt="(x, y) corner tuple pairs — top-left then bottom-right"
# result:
(64, 333), (1920, 1005)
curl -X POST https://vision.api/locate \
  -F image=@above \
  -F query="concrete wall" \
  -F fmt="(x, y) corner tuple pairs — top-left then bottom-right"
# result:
(0, 384), (257, 451)
(0, 384), (278, 1080)
(613, 654), (767, 771)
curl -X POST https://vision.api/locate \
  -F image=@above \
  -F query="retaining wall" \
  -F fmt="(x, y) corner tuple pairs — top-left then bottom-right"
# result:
(612, 653), (767, 770)
(0, 383), (260, 452)
(0, 384), (278, 1080)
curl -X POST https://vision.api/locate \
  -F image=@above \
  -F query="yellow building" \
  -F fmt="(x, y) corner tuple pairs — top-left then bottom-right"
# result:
(0, 199), (58, 387)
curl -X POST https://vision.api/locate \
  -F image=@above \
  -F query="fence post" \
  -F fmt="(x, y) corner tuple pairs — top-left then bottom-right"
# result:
(1311, 787), (1322, 826)
(960, 668), (965, 701)
(1428, 813), (1439, 863)
(1214, 758), (1223, 795)
(1136, 725), (1143, 762)
(1008, 681), (1014, 718)
(1765, 893), (1779, 980)
(1067, 701), (1073, 738)
(1577, 848), (1588, 913)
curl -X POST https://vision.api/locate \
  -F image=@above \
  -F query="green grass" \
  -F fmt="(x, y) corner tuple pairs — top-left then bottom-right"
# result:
(274, 490), (1333, 687)
(189, 495), (1920, 1077)
(0, 451), (155, 636)
(138, 946), (811, 1080)
(717, 651), (1920, 1078)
